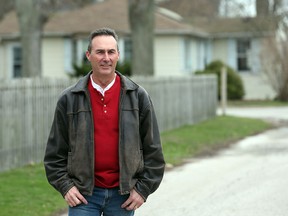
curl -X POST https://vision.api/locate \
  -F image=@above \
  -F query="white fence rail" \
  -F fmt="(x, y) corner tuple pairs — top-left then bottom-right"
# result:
(0, 75), (217, 172)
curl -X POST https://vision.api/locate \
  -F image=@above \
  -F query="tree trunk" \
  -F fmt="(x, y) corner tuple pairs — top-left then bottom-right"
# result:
(0, 1), (14, 21)
(128, 0), (155, 76)
(15, 0), (43, 77)
(256, 0), (270, 16)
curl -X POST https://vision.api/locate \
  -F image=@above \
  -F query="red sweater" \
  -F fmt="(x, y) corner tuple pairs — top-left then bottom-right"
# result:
(88, 75), (121, 188)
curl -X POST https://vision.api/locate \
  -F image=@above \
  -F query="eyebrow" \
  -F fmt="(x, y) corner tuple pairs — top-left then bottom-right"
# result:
(95, 48), (117, 52)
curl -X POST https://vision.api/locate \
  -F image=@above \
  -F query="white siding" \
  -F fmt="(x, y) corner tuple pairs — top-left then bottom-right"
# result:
(64, 39), (73, 73)
(42, 38), (67, 78)
(249, 38), (261, 73)
(190, 39), (197, 72)
(190, 38), (207, 72)
(182, 37), (193, 73)
(240, 73), (276, 100)
(211, 39), (228, 64)
(227, 38), (237, 70)
(205, 40), (213, 66)
(0, 43), (5, 79)
(154, 36), (182, 77)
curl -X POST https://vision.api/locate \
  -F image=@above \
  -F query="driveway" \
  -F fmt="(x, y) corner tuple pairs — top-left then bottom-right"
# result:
(136, 106), (288, 216)
(217, 106), (288, 122)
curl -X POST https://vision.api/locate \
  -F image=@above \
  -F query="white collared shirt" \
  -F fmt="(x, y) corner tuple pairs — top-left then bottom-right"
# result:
(90, 74), (116, 96)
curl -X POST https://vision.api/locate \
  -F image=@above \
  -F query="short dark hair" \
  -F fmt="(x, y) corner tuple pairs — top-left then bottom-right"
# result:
(87, 27), (119, 53)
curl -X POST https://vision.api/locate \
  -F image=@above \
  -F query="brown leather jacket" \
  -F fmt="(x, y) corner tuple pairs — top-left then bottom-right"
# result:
(44, 71), (165, 200)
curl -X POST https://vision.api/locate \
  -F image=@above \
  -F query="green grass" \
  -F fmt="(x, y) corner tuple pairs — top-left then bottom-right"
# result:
(0, 115), (273, 216)
(0, 164), (66, 216)
(162, 115), (273, 165)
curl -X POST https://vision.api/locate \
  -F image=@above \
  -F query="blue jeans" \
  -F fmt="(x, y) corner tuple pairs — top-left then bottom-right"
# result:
(68, 187), (134, 216)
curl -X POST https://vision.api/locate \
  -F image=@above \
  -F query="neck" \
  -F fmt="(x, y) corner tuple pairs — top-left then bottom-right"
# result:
(91, 73), (116, 89)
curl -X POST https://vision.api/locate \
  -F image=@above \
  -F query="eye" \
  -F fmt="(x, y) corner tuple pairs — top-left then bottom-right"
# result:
(108, 50), (116, 54)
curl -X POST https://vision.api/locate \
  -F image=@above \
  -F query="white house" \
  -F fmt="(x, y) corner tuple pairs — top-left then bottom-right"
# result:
(188, 16), (278, 99)
(0, 0), (208, 78)
(0, 0), (277, 99)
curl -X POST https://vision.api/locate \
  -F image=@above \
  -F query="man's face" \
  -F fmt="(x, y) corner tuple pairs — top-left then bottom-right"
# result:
(86, 35), (119, 77)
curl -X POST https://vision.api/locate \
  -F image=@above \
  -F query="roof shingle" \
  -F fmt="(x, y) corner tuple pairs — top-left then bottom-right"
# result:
(0, 0), (206, 38)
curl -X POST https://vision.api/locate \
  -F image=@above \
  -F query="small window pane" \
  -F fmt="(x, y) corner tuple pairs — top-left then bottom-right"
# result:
(13, 47), (22, 78)
(237, 40), (250, 71)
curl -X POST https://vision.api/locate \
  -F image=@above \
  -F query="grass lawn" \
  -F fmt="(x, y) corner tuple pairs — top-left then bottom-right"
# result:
(0, 164), (67, 216)
(162, 115), (273, 165)
(0, 115), (273, 216)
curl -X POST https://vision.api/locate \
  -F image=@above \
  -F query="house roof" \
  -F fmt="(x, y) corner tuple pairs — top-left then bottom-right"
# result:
(158, 0), (277, 38)
(184, 16), (278, 38)
(157, 0), (221, 19)
(0, 0), (207, 39)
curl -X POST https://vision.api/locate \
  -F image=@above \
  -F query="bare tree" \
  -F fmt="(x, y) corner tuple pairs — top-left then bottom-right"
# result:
(256, 0), (283, 15)
(272, 0), (282, 13)
(15, 0), (45, 77)
(258, 0), (288, 101)
(12, 0), (93, 77)
(260, 32), (288, 100)
(219, 0), (255, 17)
(0, 0), (14, 21)
(128, 0), (155, 76)
(256, 0), (270, 16)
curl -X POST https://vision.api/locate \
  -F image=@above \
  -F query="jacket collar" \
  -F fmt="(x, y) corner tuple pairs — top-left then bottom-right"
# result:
(71, 71), (139, 93)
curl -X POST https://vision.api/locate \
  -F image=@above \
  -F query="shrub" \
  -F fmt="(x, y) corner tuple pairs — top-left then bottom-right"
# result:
(69, 62), (91, 78)
(116, 61), (131, 77)
(195, 60), (245, 100)
(69, 60), (131, 78)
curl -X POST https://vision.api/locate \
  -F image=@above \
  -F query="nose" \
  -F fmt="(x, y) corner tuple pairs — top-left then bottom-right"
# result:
(103, 52), (109, 61)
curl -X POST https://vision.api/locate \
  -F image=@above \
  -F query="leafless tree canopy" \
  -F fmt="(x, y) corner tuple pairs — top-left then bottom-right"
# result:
(258, 0), (288, 101)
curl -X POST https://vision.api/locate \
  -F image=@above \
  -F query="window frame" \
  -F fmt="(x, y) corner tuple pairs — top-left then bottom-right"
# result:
(8, 43), (22, 78)
(237, 39), (251, 72)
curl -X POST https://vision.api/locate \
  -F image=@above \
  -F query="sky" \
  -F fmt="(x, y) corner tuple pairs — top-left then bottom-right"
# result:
(219, 0), (256, 17)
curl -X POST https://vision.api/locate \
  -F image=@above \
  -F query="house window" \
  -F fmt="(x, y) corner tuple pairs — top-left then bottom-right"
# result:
(123, 38), (132, 62)
(12, 46), (22, 78)
(237, 39), (250, 71)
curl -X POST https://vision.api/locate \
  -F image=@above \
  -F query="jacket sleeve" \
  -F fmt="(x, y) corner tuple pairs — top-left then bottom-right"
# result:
(44, 98), (74, 197)
(134, 91), (165, 200)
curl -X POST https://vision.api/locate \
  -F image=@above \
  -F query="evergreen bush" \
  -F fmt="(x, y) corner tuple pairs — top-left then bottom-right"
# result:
(69, 61), (131, 78)
(195, 60), (245, 100)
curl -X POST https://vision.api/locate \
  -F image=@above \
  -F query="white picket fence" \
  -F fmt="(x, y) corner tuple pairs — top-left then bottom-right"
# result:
(0, 75), (217, 172)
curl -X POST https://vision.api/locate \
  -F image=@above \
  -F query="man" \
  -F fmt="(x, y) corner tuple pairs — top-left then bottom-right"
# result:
(44, 27), (165, 216)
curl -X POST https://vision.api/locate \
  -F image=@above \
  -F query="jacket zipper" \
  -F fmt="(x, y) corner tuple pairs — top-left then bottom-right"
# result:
(85, 89), (95, 195)
(118, 87), (126, 194)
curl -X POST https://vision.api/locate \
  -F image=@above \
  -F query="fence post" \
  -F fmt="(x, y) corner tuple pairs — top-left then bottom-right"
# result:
(221, 66), (227, 115)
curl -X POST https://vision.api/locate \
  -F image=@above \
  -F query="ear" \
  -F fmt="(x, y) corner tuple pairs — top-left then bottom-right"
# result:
(85, 51), (90, 61)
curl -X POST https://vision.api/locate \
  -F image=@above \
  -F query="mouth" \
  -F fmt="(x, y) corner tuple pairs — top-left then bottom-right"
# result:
(100, 65), (111, 69)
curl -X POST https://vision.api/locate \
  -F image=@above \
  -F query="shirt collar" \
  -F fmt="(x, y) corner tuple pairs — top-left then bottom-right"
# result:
(90, 74), (116, 96)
